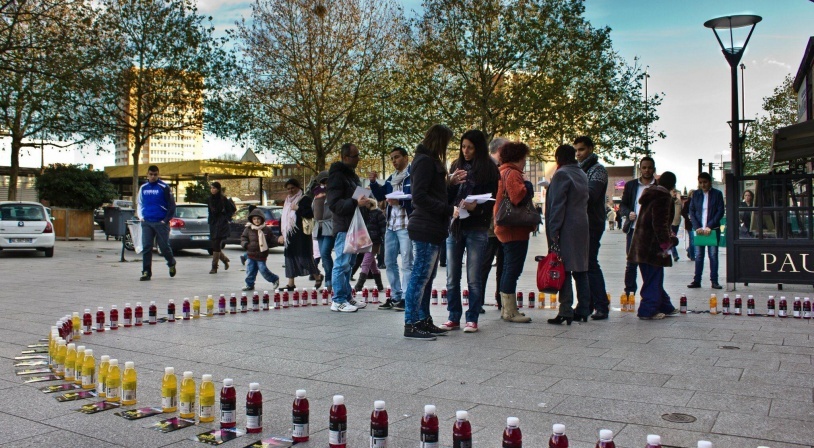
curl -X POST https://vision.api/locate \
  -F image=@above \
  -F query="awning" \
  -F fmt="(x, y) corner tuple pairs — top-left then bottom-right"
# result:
(771, 119), (814, 165)
(104, 159), (279, 181)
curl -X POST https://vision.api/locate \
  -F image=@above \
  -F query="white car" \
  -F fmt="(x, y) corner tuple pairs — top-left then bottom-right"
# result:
(0, 201), (55, 257)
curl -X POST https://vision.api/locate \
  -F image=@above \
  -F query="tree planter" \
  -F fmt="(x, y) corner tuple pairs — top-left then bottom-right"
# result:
(51, 208), (95, 240)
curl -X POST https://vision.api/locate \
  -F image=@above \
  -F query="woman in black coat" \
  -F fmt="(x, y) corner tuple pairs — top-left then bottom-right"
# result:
(207, 181), (235, 274)
(280, 178), (323, 290)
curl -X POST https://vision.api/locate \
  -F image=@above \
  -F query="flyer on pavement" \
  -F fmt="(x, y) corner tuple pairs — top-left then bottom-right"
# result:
(115, 407), (163, 420)
(193, 429), (245, 445)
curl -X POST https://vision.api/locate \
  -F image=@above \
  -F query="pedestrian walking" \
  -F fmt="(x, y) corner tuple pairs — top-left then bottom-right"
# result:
(241, 209), (281, 291)
(207, 181), (235, 274)
(681, 190), (695, 260)
(280, 178), (323, 290)
(137, 165), (177, 281)
(687, 172), (724, 290)
(670, 189), (682, 262)
(607, 207), (616, 231)
(311, 172), (334, 292)
(619, 157), (656, 296)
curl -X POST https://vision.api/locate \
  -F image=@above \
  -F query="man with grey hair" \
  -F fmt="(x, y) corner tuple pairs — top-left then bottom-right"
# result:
(480, 137), (508, 310)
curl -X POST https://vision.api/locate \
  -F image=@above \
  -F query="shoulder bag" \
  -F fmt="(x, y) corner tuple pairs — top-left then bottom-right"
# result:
(495, 171), (542, 227)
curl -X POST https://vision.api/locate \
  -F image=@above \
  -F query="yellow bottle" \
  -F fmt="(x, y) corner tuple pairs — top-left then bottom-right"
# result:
(180, 371), (196, 419)
(606, 292), (611, 308)
(81, 349), (95, 390)
(105, 359), (121, 403)
(192, 296), (201, 319)
(55, 340), (67, 377)
(199, 374), (215, 422)
(710, 294), (718, 315)
(49, 329), (58, 368)
(549, 293), (557, 309)
(64, 343), (77, 382)
(628, 292), (636, 312)
(161, 367), (178, 413)
(74, 346), (86, 385)
(121, 361), (137, 405)
(72, 312), (81, 340)
(205, 295), (214, 317)
(620, 293), (628, 312)
(98, 355), (110, 398)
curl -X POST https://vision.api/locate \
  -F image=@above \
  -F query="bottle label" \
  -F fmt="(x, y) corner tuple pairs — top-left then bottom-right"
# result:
(162, 393), (177, 409)
(371, 436), (388, 447)
(82, 372), (95, 387)
(292, 423), (309, 438)
(200, 404), (214, 419)
(97, 380), (106, 394)
(371, 427), (388, 439)
(421, 432), (439, 447)
(221, 401), (236, 423)
(246, 415), (262, 429)
(122, 385), (136, 402)
(124, 317), (132, 325)
(135, 316), (143, 325)
(107, 386), (120, 400)
(420, 442), (439, 448)
(180, 400), (193, 415)
(65, 367), (75, 379)
(329, 426), (347, 445)
(453, 440), (472, 448)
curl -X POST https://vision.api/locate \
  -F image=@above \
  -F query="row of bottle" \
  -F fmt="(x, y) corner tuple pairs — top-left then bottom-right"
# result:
(434, 290), (561, 309)
(700, 294), (814, 318)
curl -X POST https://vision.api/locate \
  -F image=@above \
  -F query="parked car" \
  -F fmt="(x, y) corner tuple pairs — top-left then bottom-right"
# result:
(124, 203), (218, 254)
(0, 201), (55, 257)
(225, 206), (283, 246)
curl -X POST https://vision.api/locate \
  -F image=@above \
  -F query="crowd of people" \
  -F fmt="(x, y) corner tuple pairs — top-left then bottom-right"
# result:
(136, 127), (728, 339)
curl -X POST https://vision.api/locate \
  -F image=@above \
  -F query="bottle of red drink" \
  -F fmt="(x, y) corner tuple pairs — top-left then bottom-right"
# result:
(516, 291), (524, 308)
(803, 297), (812, 319)
(82, 309), (93, 334)
(148, 301), (157, 324)
(220, 378), (236, 429)
(441, 289), (448, 305)
(252, 292), (260, 311)
(502, 417), (522, 448)
(595, 429), (615, 448)
(182, 298), (191, 320)
(372, 288), (379, 304)
(462, 290), (468, 306)
(311, 288), (318, 306)
(431, 289), (438, 305)
(370, 400), (388, 447)
(322, 288), (329, 306)
(549, 424), (568, 447)
(420, 405), (439, 448)
(300, 288), (308, 307)
(528, 291), (535, 308)
(680, 295), (687, 313)
(292, 289), (300, 307)
(227, 293), (236, 314)
(262, 291), (270, 310)
(96, 307), (106, 332)
(386, 288), (391, 300)
(123, 303), (132, 327)
(110, 305), (119, 330)
(167, 300), (176, 322)
(733, 295), (742, 315)
(239, 292), (247, 313)
(452, 410), (471, 448)
(747, 295), (755, 316)
(292, 389), (309, 442)
(245, 382), (262, 433)
(778, 297), (788, 318)
(134, 302), (143, 326)
(329, 395), (347, 448)
(767, 296), (775, 316)
(722, 294), (730, 315)
(792, 297), (801, 318)
(217, 294), (226, 315)
(274, 290), (282, 309)
(283, 291), (290, 308)
(646, 434), (662, 448)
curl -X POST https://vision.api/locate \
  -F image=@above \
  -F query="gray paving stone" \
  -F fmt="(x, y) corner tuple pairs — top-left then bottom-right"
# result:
(418, 380), (568, 412)
(662, 375), (811, 402)
(712, 410), (814, 445)
(0, 411), (61, 444)
(686, 391), (771, 416)
(510, 350), (624, 369)
(769, 398), (814, 422)
(779, 360), (814, 373)
(539, 364), (671, 387)
(7, 429), (122, 448)
(551, 378), (695, 407)
(741, 367), (814, 387)
(614, 423), (811, 448)
(612, 357), (743, 380)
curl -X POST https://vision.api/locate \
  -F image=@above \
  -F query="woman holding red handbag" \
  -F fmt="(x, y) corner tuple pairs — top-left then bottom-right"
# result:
(545, 145), (590, 325)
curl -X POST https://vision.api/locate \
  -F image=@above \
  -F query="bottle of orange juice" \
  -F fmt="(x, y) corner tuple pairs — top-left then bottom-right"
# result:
(709, 294), (718, 315)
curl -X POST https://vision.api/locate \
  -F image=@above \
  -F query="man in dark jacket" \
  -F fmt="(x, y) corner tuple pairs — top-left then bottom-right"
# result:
(327, 143), (371, 312)
(688, 173), (725, 289)
(619, 157), (656, 296)
(575, 136), (609, 320)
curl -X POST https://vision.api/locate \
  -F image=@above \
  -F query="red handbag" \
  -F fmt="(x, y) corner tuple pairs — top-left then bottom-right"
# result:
(536, 252), (565, 293)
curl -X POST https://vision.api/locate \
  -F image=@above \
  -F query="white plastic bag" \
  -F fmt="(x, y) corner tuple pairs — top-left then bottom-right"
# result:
(127, 221), (143, 254)
(343, 208), (373, 254)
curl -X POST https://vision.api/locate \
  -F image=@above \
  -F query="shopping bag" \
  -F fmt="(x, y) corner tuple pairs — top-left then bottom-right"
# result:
(536, 252), (565, 293)
(127, 221), (143, 254)
(343, 208), (373, 254)
(693, 230), (718, 246)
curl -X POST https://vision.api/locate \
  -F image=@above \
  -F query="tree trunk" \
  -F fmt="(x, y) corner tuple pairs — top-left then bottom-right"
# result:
(8, 136), (22, 201)
(131, 143), (141, 204)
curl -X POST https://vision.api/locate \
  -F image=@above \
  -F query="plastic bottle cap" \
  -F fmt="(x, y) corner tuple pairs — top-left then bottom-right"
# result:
(77, 346), (85, 352)
(84, 349), (93, 356)
(109, 359), (118, 366)
(333, 395), (344, 405)
(150, 301), (155, 305)
(165, 367), (175, 375)
(125, 361), (134, 369)
(183, 371), (193, 378)
(647, 435), (661, 444)
(424, 405), (436, 415)
(72, 312), (79, 317)
(58, 340), (66, 346)
(223, 378), (233, 387)
(111, 305), (117, 309)
(506, 417), (519, 427)
(698, 442), (712, 448)
(553, 423), (565, 434)
(169, 299), (174, 303)
(599, 429), (613, 440)
(125, 303), (130, 307)
(456, 410), (468, 420)
(136, 302), (142, 306)
(249, 382), (260, 391)
(97, 307), (103, 311)
(296, 389), (306, 398)
(263, 291), (269, 294)
(101, 355), (110, 362)
(373, 400), (386, 410)
(194, 296), (199, 299)
(202, 374), (212, 382)
(85, 309), (90, 313)
(67, 343), (76, 349)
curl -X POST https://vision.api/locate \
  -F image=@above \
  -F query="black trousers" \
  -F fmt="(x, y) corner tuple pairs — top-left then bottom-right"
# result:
(480, 236), (504, 307)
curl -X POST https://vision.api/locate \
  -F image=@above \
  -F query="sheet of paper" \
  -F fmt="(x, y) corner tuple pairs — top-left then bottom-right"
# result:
(193, 429), (245, 445)
(76, 401), (121, 414)
(243, 436), (295, 447)
(115, 407), (163, 420)
(385, 192), (411, 200)
(352, 186), (373, 200)
(149, 417), (196, 433)
(41, 383), (82, 394)
(463, 193), (494, 204)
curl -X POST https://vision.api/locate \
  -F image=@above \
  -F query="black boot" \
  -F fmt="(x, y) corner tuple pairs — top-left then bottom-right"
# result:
(373, 273), (384, 290)
(354, 273), (367, 291)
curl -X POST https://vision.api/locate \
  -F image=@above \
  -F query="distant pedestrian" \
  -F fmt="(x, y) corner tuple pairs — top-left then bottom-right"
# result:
(687, 173), (724, 290)
(240, 204), (257, 266)
(241, 209), (280, 291)
(607, 207), (616, 230)
(355, 201), (386, 291)
(670, 189), (682, 262)
(681, 190), (695, 260)
(619, 157), (656, 296)
(207, 181), (235, 274)
(481, 137), (507, 310)
(137, 165), (177, 281)
(311, 172), (334, 292)
(280, 178), (323, 290)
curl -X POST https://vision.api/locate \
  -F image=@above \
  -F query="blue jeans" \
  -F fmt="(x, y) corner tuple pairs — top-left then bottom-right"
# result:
(446, 230), (488, 323)
(331, 232), (356, 304)
(670, 225), (679, 260)
(141, 220), (175, 274)
(385, 229), (412, 301)
(686, 230), (696, 259)
(403, 241), (440, 325)
(624, 230), (638, 294)
(587, 229), (608, 314)
(693, 241), (719, 284)
(500, 240), (529, 294)
(317, 235), (335, 288)
(245, 258), (279, 289)
(638, 263), (675, 317)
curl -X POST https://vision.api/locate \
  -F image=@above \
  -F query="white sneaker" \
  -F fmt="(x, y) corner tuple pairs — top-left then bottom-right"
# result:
(331, 301), (358, 313)
(347, 297), (367, 309)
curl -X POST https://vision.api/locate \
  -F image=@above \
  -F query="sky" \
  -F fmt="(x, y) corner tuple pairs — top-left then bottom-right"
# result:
(3, 0), (813, 192)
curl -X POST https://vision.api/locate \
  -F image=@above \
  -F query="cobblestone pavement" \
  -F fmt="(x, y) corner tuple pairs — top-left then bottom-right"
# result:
(0, 229), (812, 447)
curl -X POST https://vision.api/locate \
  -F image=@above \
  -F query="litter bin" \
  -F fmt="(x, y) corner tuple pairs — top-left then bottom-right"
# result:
(104, 207), (135, 238)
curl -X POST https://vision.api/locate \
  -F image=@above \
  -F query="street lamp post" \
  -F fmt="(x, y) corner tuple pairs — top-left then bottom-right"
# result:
(644, 68), (650, 153)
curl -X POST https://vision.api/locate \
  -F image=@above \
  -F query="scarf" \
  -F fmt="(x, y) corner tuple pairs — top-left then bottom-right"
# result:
(248, 222), (269, 252)
(282, 190), (303, 245)
(389, 168), (409, 190)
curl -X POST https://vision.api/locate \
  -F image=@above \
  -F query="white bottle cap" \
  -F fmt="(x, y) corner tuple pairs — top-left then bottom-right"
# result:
(111, 304), (117, 309)
(333, 395), (344, 405)
(136, 302), (142, 306)
(72, 312), (79, 317)
(456, 410), (468, 420)
(85, 308), (91, 313)
(231, 293), (236, 297)
(125, 303), (131, 307)
(169, 299), (174, 303)
(183, 371), (193, 379)
(424, 405), (436, 415)
(241, 292), (246, 296)
(647, 434), (661, 444)
(194, 296), (199, 300)
(374, 400), (386, 410)
(698, 442), (712, 448)
(263, 291), (269, 295)
(223, 378), (233, 387)
(84, 349), (93, 356)
(109, 359), (118, 366)
(296, 389), (306, 398)
(101, 355), (110, 362)
(748, 295), (753, 299)
(207, 295), (213, 298)
(553, 423), (565, 434)
(97, 306), (103, 311)
(249, 382), (260, 391)
(165, 367), (175, 375)
(202, 374), (212, 382)
(150, 301), (155, 305)
(125, 361), (134, 369)
(77, 345), (85, 352)
(58, 340), (66, 347)
(67, 343), (76, 350)
(506, 417), (519, 427)
(599, 429), (613, 441)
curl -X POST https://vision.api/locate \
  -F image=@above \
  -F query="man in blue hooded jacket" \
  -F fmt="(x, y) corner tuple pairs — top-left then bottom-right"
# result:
(137, 165), (177, 281)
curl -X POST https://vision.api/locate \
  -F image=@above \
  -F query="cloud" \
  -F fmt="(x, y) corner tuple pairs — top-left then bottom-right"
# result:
(765, 59), (792, 70)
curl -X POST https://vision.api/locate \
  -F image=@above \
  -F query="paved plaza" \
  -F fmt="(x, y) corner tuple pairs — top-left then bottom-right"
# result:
(0, 229), (812, 447)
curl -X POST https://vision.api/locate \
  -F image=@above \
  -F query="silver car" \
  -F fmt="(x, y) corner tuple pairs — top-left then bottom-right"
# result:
(0, 201), (56, 257)
(125, 203), (216, 254)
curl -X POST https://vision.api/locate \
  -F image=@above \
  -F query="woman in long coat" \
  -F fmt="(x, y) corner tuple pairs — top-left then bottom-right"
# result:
(280, 178), (323, 290)
(207, 181), (234, 274)
(545, 145), (591, 325)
